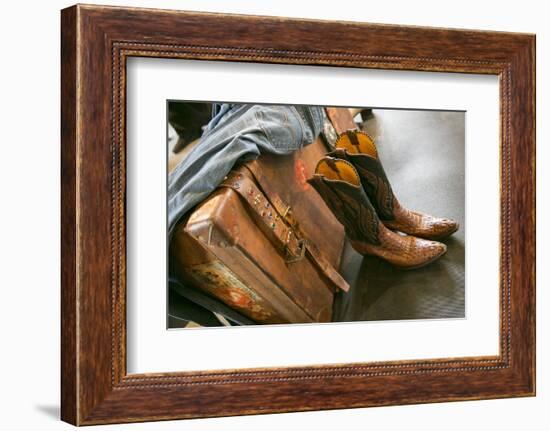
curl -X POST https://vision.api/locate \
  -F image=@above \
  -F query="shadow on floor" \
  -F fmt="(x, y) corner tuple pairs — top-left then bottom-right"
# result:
(334, 237), (465, 321)
(34, 404), (59, 420)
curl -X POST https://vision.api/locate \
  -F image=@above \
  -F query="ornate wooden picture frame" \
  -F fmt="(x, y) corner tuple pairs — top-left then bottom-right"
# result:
(61, 4), (535, 425)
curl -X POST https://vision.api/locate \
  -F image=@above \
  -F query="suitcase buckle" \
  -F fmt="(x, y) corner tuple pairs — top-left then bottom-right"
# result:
(285, 238), (306, 263)
(282, 205), (298, 227)
(282, 205), (292, 219)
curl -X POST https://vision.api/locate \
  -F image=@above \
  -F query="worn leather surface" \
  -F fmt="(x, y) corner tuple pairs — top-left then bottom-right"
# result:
(170, 135), (346, 324)
(220, 167), (349, 292)
(325, 107), (357, 134)
(246, 140), (345, 268)
(173, 192), (319, 324)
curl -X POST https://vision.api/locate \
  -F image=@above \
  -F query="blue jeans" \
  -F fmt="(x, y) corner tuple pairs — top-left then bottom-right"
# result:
(168, 104), (325, 235)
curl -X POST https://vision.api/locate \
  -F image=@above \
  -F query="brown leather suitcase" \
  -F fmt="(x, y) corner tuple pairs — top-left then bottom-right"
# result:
(170, 112), (352, 324)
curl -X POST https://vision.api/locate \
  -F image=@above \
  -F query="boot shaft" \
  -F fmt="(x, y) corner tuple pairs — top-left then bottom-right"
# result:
(307, 155), (448, 269)
(331, 129), (459, 240)
(307, 157), (381, 245)
(330, 130), (396, 221)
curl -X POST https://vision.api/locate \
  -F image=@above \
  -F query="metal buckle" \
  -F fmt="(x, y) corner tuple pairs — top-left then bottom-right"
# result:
(282, 205), (292, 218)
(282, 205), (298, 227)
(285, 238), (306, 263)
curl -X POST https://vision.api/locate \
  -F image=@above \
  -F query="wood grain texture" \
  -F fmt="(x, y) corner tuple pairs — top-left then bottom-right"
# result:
(60, 4), (536, 425)
(60, 5), (78, 425)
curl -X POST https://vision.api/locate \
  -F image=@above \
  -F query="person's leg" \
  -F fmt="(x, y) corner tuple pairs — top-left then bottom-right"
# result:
(168, 104), (324, 235)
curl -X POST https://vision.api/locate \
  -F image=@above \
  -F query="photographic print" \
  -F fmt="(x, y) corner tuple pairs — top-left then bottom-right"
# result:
(61, 5), (535, 424)
(167, 102), (465, 328)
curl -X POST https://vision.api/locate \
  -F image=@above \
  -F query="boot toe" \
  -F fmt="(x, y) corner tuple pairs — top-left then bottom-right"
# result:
(407, 238), (447, 269)
(427, 240), (447, 259)
(430, 218), (459, 239)
(408, 215), (460, 240)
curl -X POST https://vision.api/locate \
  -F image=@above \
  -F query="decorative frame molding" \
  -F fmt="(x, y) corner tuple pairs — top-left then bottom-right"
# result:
(61, 4), (535, 425)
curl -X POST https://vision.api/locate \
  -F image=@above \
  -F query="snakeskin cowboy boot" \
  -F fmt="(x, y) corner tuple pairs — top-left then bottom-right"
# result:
(308, 157), (446, 269)
(328, 130), (459, 240)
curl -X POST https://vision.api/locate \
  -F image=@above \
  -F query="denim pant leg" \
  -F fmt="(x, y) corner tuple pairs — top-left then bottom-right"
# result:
(168, 104), (325, 236)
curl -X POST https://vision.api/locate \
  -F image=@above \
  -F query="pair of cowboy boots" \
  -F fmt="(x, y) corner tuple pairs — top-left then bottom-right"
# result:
(308, 130), (459, 269)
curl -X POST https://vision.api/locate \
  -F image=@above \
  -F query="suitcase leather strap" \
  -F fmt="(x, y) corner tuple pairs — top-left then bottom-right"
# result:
(245, 164), (349, 293)
(325, 107), (358, 134)
(220, 170), (307, 262)
(220, 168), (349, 293)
